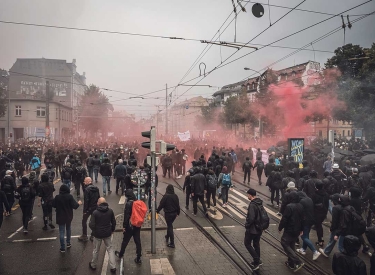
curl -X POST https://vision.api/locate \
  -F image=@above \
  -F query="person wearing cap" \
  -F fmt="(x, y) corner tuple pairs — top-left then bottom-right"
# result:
(1, 170), (16, 215)
(331, 163), (347, 193)
(244, 189), (264, 270)
(279, 181), (298, 215)
(16, 176), (36, 233)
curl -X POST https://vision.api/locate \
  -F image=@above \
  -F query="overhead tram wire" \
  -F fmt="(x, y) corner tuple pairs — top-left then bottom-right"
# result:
(165, 1), (373, 108)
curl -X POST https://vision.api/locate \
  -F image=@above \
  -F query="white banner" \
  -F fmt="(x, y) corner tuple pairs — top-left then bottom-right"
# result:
(177, 130), (191, 141)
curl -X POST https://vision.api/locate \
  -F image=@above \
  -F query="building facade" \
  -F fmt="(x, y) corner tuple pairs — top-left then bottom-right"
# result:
(0, 58), (86, 142)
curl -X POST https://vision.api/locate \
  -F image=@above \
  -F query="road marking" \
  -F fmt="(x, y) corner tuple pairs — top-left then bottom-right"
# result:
(70, 235), (81, 238)
(37, 237), (57, 241)
(203, 226), (211, 230)
(8, 216), (36, 239)
(150, 258), (175, 275)
(12, 239), (32, 243)
(175, 227), (194, 231)
(221, 225), (235, 228)
(119, 195), (125, 205)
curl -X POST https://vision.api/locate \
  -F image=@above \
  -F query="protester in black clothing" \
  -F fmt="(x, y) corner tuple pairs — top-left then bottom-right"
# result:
(114, 159), (127, 195)
(312, 181), (329, 247)
(365, 226), (375, 274)
(157, 184), (180, 248)
(0, 190), (10, 229)
(52, 184), (81, 252)
(92, 155), (101, 183)
(44, 164), (55, 184)
(115, 189), (142, 264)
(78, 177), (100, 242)
(264, 158), (275, 178)
(89, 197), (116, 272)
(335, 195), (354, 252)
(278, 191), (305, 271)
(244, 189), (263, 270)
(183, 169), (193, 209)
(242, 157), (253, 184)
(28, 171), (39, 218)
(16, 177), (36, 233)
(362, 179), (375, 226)
(99, 158), (112, 196)
(205, 169), (217, 209)
(281, 170), (295, 201)
(1, 170), (16, 215)
(303, 170), (322, 199)
(266, 166), (283, 208)
(38, 173), (55, 230)
(253, 157), (264, 185)
(162, 154), (172, 178)
(332, 235), (367, 275)
(73, 162), (87, 199)
(86, 154), (94, 179)
(191, 168), (208, 217)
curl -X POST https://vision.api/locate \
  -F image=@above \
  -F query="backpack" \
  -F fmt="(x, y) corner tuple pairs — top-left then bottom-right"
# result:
(44, 170), (54, 182)
(75, 167), (85, 181)
(222, 174), (231, 186)
(207, 174), (217, 189)
(244, 161), (251, 170)
(63, 169), (71, 179)
(130, 200), (148, 227)
(349, 208), (366, 236)
(21, 186), (31, 202)
(254, 204), (270, 231)
(257, 161), (264, 170)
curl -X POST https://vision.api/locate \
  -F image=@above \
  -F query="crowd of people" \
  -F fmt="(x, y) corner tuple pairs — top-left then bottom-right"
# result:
(1, 136), (375, 274)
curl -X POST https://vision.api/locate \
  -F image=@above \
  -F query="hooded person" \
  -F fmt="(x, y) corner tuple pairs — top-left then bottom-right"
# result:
(332, 235), (367, 275)
(365, 226), (375, 274)
(16, 176), (36, 233)
(157, 184), (180, 248)
(312, 181), (329, 248)
(52, 184), (81, 252)
(38, 173), (56, 230)
(334, 195), (355, 253)
(115, 189), (142, 264)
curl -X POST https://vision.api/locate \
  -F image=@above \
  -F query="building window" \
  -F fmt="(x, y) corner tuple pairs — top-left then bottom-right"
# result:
(15, 105), (22, 116)
(319, 130), (322, 137)
(343, 130), (345, 136)
(36, 106), (46, 117)
(348, 130), (351, 136)
(292, 72), (296, 77)
(247, 84), (250, 91)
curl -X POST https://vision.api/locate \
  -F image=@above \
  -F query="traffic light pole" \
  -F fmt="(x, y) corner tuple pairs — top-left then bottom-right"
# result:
(151, 150), (156, 254)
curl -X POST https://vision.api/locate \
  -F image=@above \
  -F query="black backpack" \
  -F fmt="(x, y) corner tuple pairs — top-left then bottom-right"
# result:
(244, 161), (251, 170)
(75, 167), (85, 181)
(207, 174), (217, 189)
(63, 169), (71, 179)
(21, 186), (31, 202)
(254, 204), (270, 231)
(257, 161), (264, 170)
(349, 208), (366, 236)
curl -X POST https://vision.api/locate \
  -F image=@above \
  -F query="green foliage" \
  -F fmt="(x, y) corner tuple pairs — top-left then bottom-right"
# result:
(200, 101), (218, 123)
(222, 93), (257, 126)
(79, 85), (114, 135)
(325, 43), (375, 140)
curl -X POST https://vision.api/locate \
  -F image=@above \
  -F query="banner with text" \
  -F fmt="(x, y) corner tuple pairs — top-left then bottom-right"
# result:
(288, 138), (304, 164)
(177, 131), (191, 141)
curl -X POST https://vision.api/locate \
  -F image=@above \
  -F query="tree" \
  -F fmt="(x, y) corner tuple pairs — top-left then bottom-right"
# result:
(200, 101), (218, 124)
(325, 43), (375, 141)
(79, 85), (114, 136)
(0, 69), (9, 118)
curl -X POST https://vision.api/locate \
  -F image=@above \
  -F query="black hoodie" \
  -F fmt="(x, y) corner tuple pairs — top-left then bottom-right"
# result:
(52, 184), (79, 225)
(278, 192), (304, 235)
(157, 184), (180, 215)
(245, 197), (263, 234)
(89, 202), (116, 238)
(332, 235), (367, 275)
(336, 195), (354, 237)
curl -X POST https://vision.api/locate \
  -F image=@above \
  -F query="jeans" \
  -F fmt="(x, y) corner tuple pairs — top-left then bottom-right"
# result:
(20, 204), (32, 229)
(165, 212), (177, 244)
(323, 232), (337, 255)
(91, 237), (116, 269)
(87, 166), (93, 179)
(206, 188), (216, 208)
(102, 176), (111, 194)
(63, 179), (71, 189)
(270, 188), (280, 206)
(119, 226), (142, 258)
(221, 186), (229, 204)
(82, 209), (95, 236)
(301, 225), (316, 252)
(244, 231), (261, 264)
(74, 181), (81, 197)
(281, 232), (301, 267)
(116, 177), (125, 194)
(93, 168), (99, 182)
(192, 194), (207, 214)
(244, 170), (251, 183)
(338, 235), (345, 253)
(328, 200), (333, 215)
(59, 224), (71, 250)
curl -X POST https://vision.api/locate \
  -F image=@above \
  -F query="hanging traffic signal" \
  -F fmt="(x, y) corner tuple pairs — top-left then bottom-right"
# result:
(159, 141), (175, 154)
(141, 126), (156, 152)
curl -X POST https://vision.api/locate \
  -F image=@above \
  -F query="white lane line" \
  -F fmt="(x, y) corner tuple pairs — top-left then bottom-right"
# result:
(119, 195), (125, 205)
(70, 235), (81, 238)
(37, 237), (57, 241)
(175, 227), (194, 231)
(8, 216), (36, 239)
(160, 258), (176, 275)
(221, 225), (235, 228)
(150, 259), (163, 275)
(12, 239), (32, 242)
(203, 226), (212, 230)
(223, 204), (244, 219)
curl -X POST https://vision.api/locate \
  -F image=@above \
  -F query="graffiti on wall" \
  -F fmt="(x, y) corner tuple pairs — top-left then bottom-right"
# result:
(289, 138), (304, 163)
(19, 81), (68, 97)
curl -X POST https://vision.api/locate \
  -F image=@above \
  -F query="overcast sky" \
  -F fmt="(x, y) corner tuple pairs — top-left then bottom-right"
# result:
(1, 0), (374, 117)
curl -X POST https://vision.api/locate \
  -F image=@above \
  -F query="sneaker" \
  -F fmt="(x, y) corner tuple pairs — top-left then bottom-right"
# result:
(313, 251), (321, 261)
(296, 248), (306, 255)
(294, 263), (304, 272)
(285, 261), (294, 269)
(60, 249), (66, 253)
(250, 263), (260, 270)
(42, 225), (48, 231)
(316, 241), (324, 248)
(185, 206), (189, 210)
(295, 242), (300, 247)
(134, 257), (142, 264)
(192, 213), (197, 217)
(167, 243), (175, 248)
(49, 224), (55, 229)
(66, 243), (71, 249)
(115, 251), (123, 258)
(110, 268), (116, 273)
(23, 228), (28, 234)
(319, 248), (328, 258)
(78, 235), (88, 242)
(89, 262), (96, 270)
(222, 204), (227, 208)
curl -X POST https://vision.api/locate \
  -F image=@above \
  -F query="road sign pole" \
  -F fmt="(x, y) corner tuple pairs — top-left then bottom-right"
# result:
(151, 150), (156, 254)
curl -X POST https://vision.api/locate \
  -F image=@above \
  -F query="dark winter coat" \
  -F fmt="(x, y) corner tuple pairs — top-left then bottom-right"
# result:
(89, 202), (116, 239)
(336, 196), (354, 237)
(297, 191), (315, 226)
(278, 192), (304, 235)
(191, 172), (207, 196)
(245, 198), (263, 235)
(1, 175), (16, 196)
(52, 184), (80, 225)
(265, 163), (275, 178)
(0, 190), (10, 213)
(242, 161), (253, 172)
(99, 163), (113, 177)
(330, 204), (343, 235)
(303, 178), (322, 198)
(114, 163), (127, 179)
(61, 167), (73, 180)
(183, 174), (192, 192)
(83, 184), (100, 213)
(280, 188), (298, 214)
(332, 235), (367, 275)
(38, 181), (55, 204)
(312, 189), (329, 222)
(157, 185), (180, 215)
(16, 183), (36, 206)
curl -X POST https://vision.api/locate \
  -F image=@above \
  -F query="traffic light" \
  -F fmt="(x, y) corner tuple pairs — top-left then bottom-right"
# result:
(141, 126), (156, 152)
(159, 141), (175, 154)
